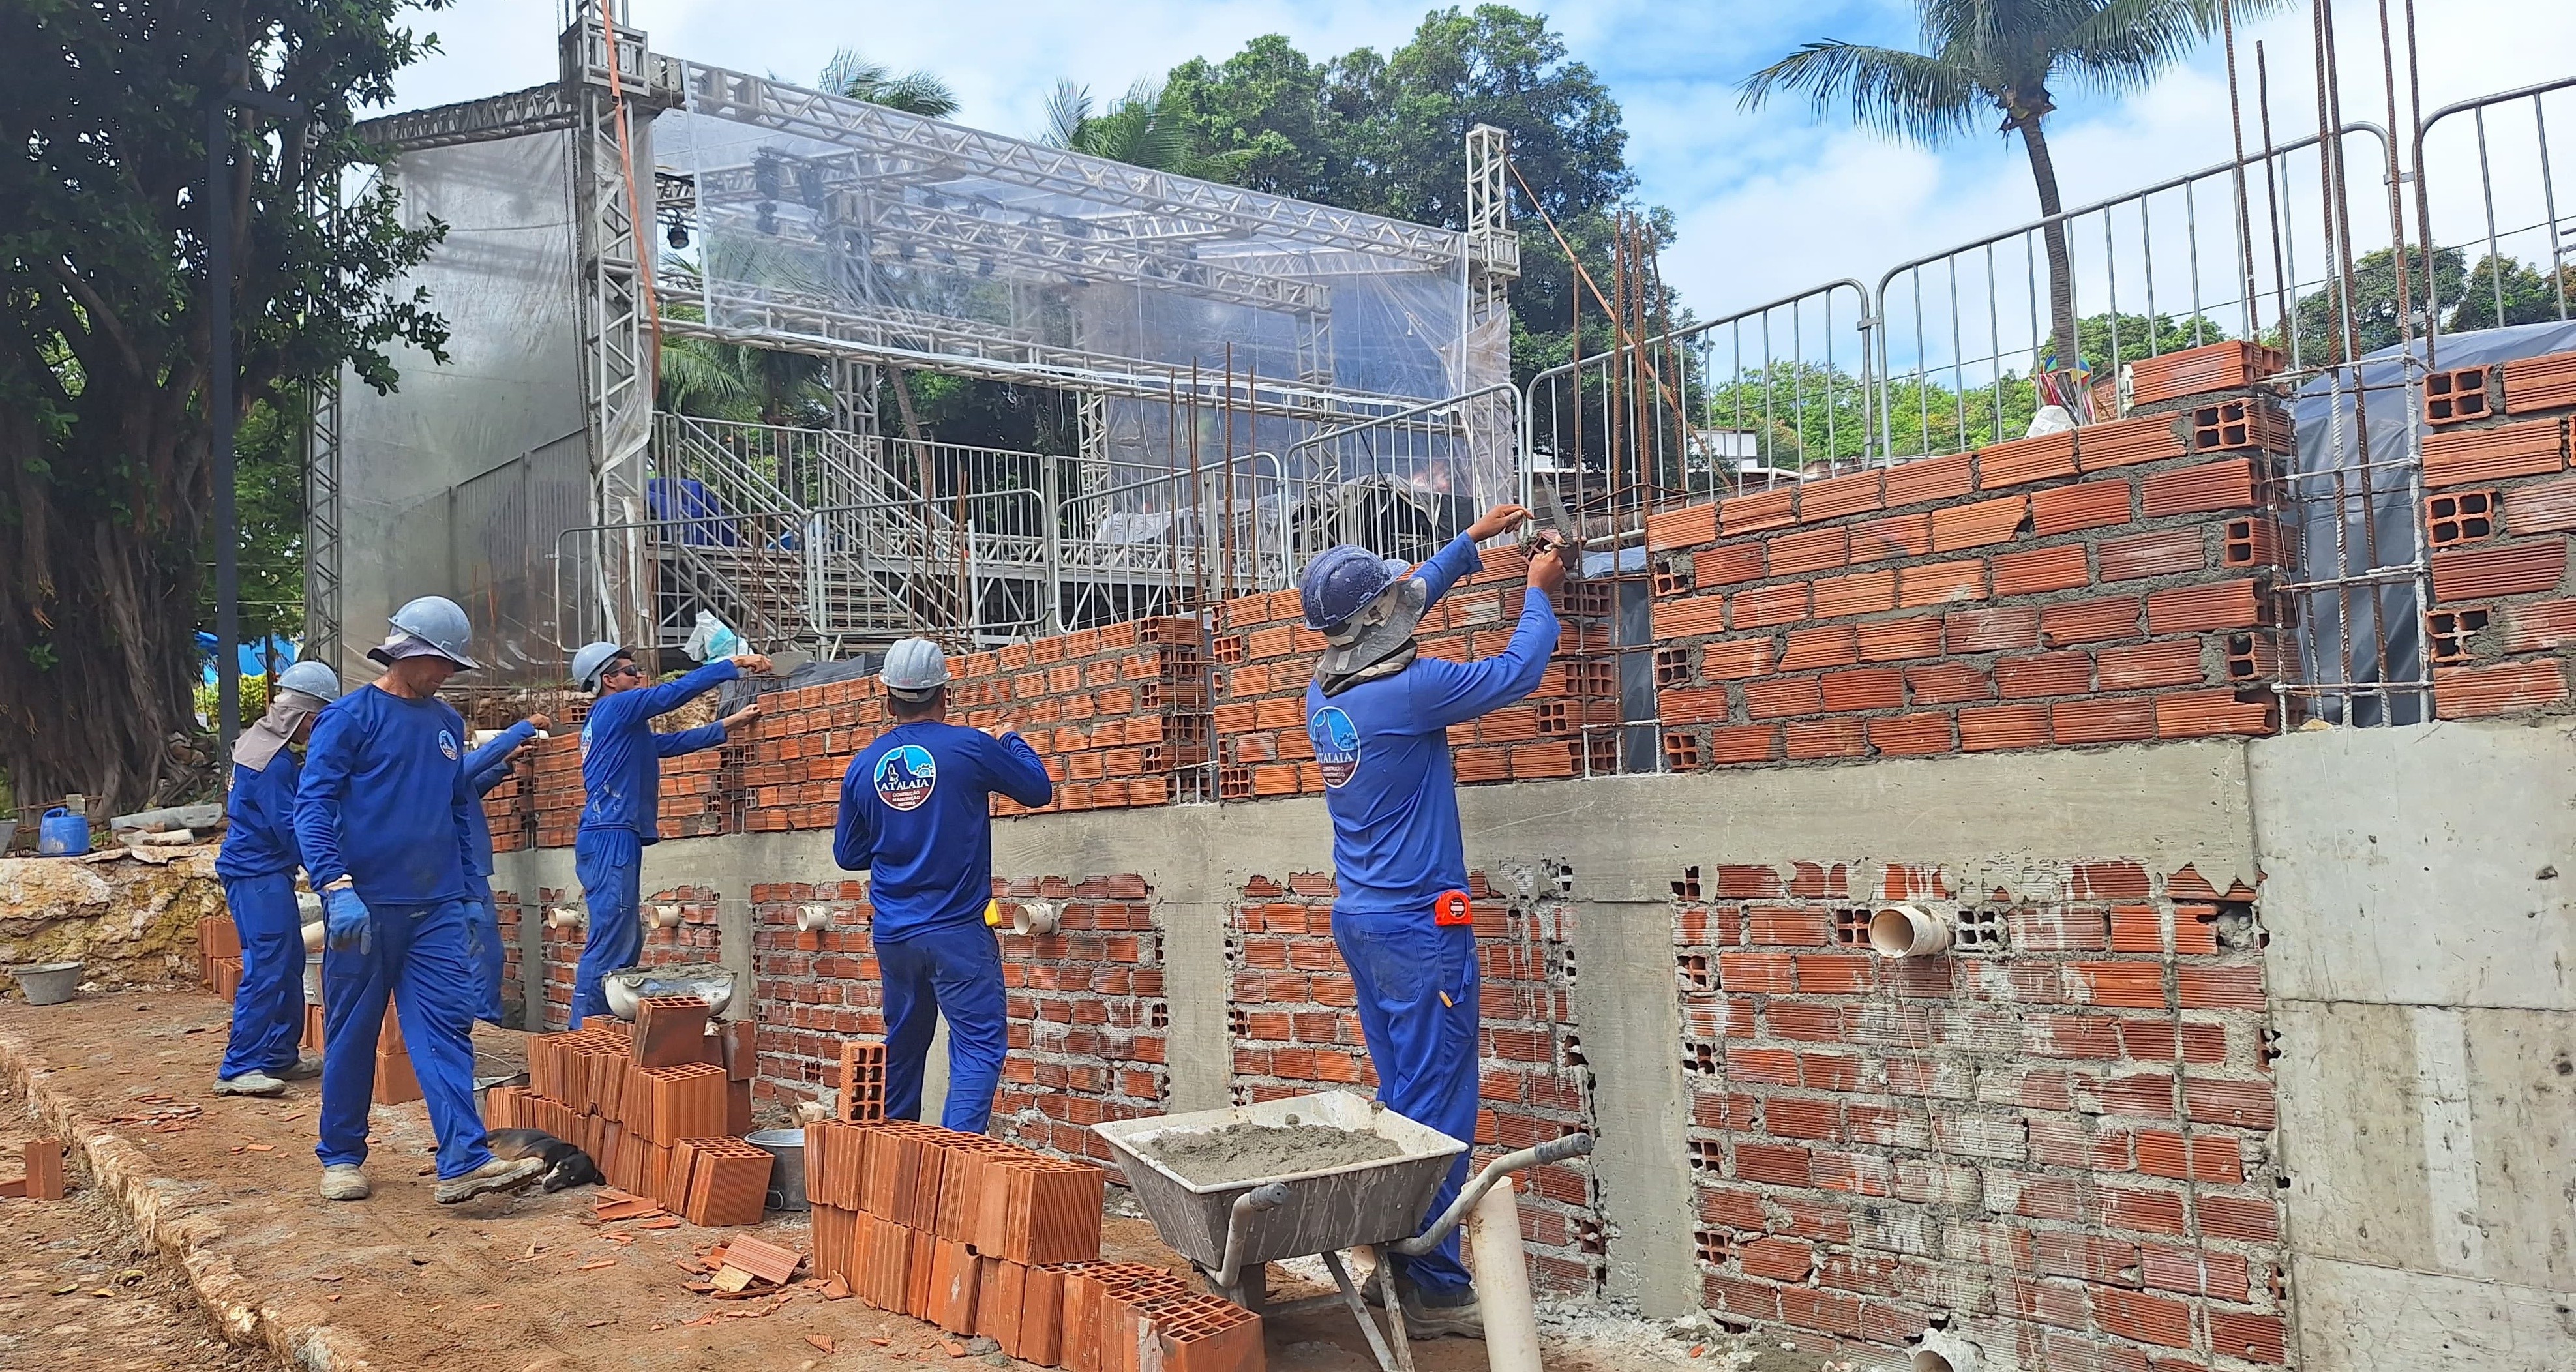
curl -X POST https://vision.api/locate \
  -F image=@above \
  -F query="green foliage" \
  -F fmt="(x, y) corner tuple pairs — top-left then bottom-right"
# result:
(1043, 78), (1251, 182)
(820, 49), (959, 118)
(0, 0), (452, 807)
(201, 394), (312, 644)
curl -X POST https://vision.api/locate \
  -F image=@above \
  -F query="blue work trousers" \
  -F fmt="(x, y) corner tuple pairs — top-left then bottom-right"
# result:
(463, 872), (506, 1028)
(570, 827), (643, 1029)
(217, 873), (307, 1081)
(1333, 911), (1481, 1296)
(315, 897), (494, 1180)
(878, 922), (1009, 1134)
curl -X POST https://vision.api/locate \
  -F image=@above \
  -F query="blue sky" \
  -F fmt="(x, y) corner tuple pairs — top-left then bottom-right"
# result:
(387, 1), (2576, 325)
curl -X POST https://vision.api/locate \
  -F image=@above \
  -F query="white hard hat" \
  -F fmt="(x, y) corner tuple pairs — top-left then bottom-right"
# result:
(571, 641), (627, 690)
(371, 596), (479, 670)
(276, 660), (343, 701)
(880, 638), (950, 699)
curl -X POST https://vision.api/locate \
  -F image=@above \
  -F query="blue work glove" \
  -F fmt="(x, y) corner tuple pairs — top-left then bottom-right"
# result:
(322, 886), (371, 954)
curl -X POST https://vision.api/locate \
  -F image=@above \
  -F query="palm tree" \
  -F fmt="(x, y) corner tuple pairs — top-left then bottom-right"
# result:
(819, 48), (959, 118)
(1041, 78), (1250, 182)
(1741, 0), (2283, 370)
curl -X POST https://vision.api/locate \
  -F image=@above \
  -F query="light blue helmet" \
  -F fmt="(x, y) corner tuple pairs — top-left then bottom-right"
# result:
(370, 595), (480, 670)
(275, 660), (343, 702)
(880, 638), (951, 700)
(571, 641), (627, 691)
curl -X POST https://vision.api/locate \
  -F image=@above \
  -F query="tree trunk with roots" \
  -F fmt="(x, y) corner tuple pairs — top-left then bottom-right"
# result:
(1, 3), (451, 816)
(2016, 114), (2081, 373)
(0, 403), (211, 814)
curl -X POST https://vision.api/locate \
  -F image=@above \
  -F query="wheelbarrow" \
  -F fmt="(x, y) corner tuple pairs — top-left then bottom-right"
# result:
(1096, 1090), (1594, 1372)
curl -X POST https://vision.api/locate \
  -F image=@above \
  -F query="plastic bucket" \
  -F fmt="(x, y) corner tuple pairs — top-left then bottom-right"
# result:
(749, 1127), (808, 1212)
(11, 962), (83, 1006)
(37, 807), (90, 857)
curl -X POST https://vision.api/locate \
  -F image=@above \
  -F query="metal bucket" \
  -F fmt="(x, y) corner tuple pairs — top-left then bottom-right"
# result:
(10, 962), (83, 1006)
(1095, 1090), (1467, 1272)
(749, 1127), (807, 1212)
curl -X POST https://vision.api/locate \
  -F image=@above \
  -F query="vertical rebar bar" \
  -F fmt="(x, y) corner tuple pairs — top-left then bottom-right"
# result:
(2223, 0), (2262, 340)
(1222, 345), (1238, 603)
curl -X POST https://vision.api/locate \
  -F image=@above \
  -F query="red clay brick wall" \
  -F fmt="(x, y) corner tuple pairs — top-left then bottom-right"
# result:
(1675, 859), (2284, 1368)
(483, 338), (2315, 1356)
(2421, 349), (2576, 718)
(747, 875), (1171, 1173)
(1641, 399), (2291, 767)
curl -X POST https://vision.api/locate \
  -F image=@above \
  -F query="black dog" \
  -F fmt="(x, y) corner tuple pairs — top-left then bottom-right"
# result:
(484, 1127), (603, 1193)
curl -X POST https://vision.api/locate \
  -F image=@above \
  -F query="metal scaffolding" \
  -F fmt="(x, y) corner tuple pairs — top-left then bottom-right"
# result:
(328, 6), (1510, 679)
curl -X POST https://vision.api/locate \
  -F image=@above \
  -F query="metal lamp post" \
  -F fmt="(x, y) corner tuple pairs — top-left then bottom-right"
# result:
(208, 80), (302, 754)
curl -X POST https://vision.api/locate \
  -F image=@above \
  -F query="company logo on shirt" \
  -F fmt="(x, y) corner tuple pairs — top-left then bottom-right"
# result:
(1310, 706), (1360, 788)
(874, 745), (938, 811)
(438, 728), (460, 761)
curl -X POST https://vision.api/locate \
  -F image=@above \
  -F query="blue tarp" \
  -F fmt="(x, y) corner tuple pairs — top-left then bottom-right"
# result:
(194, 633), (301, 684)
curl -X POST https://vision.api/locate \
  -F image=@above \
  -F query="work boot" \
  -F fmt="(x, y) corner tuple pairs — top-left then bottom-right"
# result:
(1399, 1283), (1484, 1340)
(433, 1156), (547, 1205)
(319, 1165), (371, 1201)
(212, 1071), (288, 1098)
(275, 1052), (325, 1081)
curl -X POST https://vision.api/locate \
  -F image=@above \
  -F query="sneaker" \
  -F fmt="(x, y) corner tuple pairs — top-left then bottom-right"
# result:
(274, 1053), (325, 1081)
(1400, 1283), (1484, 1340)
(319, 1165), (371, 1201)
(433, 1156), (547, 1205)
(213, 1071), (287, 1098)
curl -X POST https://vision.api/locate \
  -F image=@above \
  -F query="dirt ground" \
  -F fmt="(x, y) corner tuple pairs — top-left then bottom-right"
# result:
(0, 1075), (280, 1372)
(0, 987), (1836, 1372)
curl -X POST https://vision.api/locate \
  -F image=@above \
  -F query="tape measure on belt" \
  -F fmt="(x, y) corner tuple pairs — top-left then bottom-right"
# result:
(1433, 890), (1473, 926)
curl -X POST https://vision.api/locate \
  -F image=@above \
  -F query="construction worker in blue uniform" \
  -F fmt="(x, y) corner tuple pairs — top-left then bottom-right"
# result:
(1300, 504), (1568, 1339)
(566, 641), (767, 1028)
(293, 597), (548, 1204)
(211, 660), (343, 1098)
(460, 712), (549, 1027)
(834, 638), (1053, 1133)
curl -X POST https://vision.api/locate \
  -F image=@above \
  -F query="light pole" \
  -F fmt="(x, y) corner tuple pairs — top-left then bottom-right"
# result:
(208, 78), (301, 754)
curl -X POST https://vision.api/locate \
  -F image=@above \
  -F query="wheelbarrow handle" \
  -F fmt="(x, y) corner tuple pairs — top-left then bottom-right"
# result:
(1390, 1132), (1595, 1257)
(1213, 1183), (1295, 1292)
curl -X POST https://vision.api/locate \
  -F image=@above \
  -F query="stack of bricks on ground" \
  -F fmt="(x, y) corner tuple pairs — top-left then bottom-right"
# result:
(810, 1045), (1261, 1372)
(197, 912), (423, 1103)
(487, 995), (770, 1223)
(0, 1139), (68, 1200)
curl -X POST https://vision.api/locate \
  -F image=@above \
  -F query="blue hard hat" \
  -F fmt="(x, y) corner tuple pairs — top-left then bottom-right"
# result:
(370, 595), (479, 670)
(571, 640), (627, 690)
(275, 660), (343, 702)
(1298, 545), (1413, 633)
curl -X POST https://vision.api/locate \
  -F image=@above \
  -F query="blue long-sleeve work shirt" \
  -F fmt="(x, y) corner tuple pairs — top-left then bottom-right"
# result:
(213, 751), (301, 881)
(835, 722), (1054, 940)
(578, 661), (738, 842)
(1304, 533), (1559, 916)
(462, 720), (539, 878)
(292, 685), (475, 908)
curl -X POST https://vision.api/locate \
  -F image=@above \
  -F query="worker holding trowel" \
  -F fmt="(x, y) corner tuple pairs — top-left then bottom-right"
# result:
(293, 596), (548, 1204)
(211, 659), (343, 1099)
(832, 638), (1054, 1133)
(565, 641), (768, 1029)
(1298, 503), (1568, 1340)
(460, 712), (549, 1027)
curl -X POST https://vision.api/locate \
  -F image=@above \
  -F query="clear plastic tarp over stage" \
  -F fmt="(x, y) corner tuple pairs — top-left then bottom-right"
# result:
(652, 62), (1507, 505)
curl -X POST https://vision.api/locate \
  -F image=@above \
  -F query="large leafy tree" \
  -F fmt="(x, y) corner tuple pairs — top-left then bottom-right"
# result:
(1740, 0), (2286, 370)
(1158, 5), (1643, 391)
(0, 1), (451, 811)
